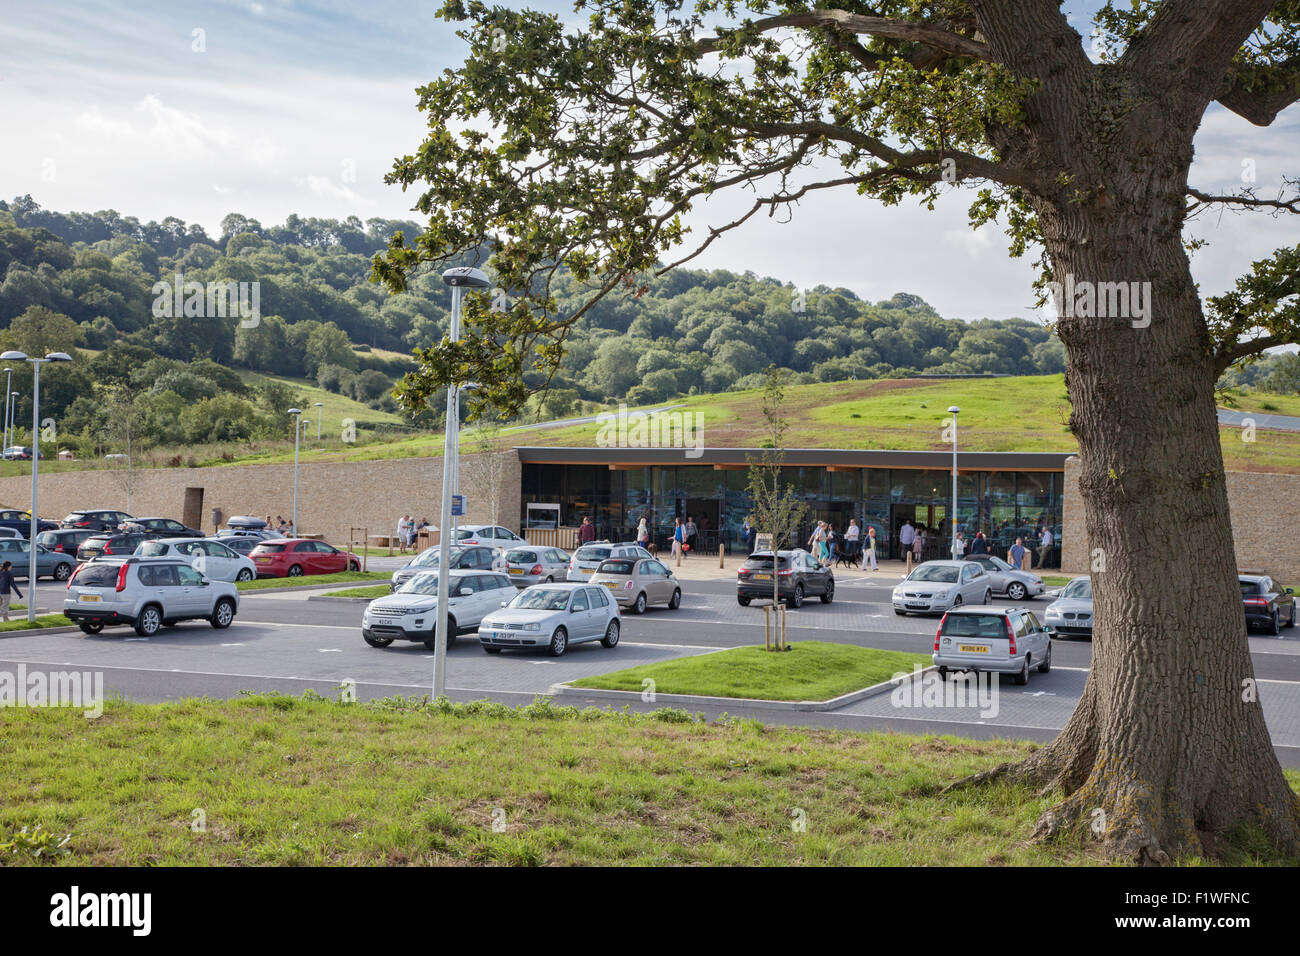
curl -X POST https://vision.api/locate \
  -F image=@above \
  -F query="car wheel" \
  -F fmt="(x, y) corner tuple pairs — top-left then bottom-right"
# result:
(287, 564), (303, 577)
(54, 562), (72, 581)
(937, 666), (949, 680)
(425, 617), (457, 651)
(210, 597), (236, 629)
(820, 580), (834, 604)
(789, 584), (804, 609)
(633, 592), (647, 615)
(1270, 610), (1281, 636)
(669, 588), (681, 610)
(953, 594), (963, 608)
(1038, 642), (1052, 673)
(1013, 656), (1030, 686)
(78, 621), (103, 635)
(348, 561), (360, 572)
(548, 626), (568, 657)
(738, 595), (751, 607)
(482, 645), (502, 654)
(983, 589), (992, 605)
(1289, 603), (1297, 629)
(601, 619), (620, 648)
(1006, 582), (1027, 601)
(364, 634), (394, 648)
(134, 605), (162, 637)
(236, 568), (253, 582)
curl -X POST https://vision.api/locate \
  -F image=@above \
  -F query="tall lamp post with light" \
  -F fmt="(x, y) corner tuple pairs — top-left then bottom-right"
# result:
(0, 350), (73, 621)
(1, 367), (12, 456)
(288, 408), (303, 535)
(314, 402), (323, 440)
(8, 391), (17, 453)
(948, 405), (960, 559)
(432, 266), (491, 700)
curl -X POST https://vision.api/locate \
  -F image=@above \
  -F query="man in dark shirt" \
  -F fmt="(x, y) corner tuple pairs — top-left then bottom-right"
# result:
(969, 531), (989, 555)
(0, 559), (23, 622)
(578, 517), (596, 543)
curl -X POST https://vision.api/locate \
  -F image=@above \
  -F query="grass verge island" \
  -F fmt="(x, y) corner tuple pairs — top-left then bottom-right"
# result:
(570, 643), (931, 702)
(235, 571), (391, 592)
(2, 694), (1295, 866)
(319, 584), (392, 599)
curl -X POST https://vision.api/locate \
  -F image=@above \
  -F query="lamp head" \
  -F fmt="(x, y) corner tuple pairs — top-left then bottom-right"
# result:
(441, 266), (491, 289)
(287, 407), (302, 416)
(948, 406), (960, 414)
(0, 351), (27, 362)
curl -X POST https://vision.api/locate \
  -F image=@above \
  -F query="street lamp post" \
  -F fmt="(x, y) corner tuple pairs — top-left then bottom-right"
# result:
(288, 408), (303, 535)
(948, 405), (960, 560)
(1, 368), (11, 457)
(314, 402), (323, 440)
(1, 350), (73, 621)
(8, 391), (17, 454)
(433, 266), (490, 700)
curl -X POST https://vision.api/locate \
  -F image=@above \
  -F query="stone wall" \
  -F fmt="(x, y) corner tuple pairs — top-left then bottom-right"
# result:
(0, 451), (522, 548)
(1061, 455), (1300, 582)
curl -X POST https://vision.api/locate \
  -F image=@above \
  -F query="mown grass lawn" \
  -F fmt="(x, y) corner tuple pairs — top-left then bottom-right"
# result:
(2, 694), (1295, 866)
(320, 584), (391, 599)
(571, 643), (931, 702)
(0, 614), (71, 632)
(236, 571), (391, 592)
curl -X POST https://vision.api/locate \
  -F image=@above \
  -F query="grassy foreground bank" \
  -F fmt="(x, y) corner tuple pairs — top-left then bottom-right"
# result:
(2, 694), (1296, 866)
(570, 643), (930, 701)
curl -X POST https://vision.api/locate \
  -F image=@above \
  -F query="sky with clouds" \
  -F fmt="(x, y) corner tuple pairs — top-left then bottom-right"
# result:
(1, 0), (1296, 322)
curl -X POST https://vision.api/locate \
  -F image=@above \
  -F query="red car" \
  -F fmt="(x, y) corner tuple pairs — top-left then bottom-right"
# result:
(249, 538), (362, 578)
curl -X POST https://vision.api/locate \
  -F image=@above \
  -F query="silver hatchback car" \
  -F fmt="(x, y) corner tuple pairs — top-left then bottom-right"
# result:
(892, 560), (992, 616)
(589, 556), (682, 613)
(502, 546), (570, 587)
(478, 583), (621, 656)
(933, 605), (1053, 684)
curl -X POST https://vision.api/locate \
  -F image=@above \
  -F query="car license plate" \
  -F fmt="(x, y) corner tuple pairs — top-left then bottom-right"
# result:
(603, 582), (619, 590)
(959, 644), (989, 654)
(508, 568), (523, 575)
(255, 556), (269, 563)
(78, 594), (101, 603)
(753, 573), (771, 581)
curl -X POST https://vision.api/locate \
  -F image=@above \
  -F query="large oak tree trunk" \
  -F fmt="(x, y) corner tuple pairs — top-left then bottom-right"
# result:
(985, 174), (1300, 863)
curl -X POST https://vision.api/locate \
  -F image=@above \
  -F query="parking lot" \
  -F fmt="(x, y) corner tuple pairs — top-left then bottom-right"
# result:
(5, 567), (1300, 764)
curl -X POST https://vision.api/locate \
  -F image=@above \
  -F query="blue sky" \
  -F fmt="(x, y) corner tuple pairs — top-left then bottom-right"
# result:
(2, 0), (1296, 322)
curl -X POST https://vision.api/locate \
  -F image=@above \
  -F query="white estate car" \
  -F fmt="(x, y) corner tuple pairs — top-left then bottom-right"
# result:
(566, 542), (653, 581)
(478, 582), (621, 657)
(136, 538), (258, 582)
(362, 569), (517, 650)
(450, 524), (527, 552)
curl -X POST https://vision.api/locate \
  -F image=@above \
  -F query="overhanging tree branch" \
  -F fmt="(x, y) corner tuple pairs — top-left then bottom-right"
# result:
(696, 10), (992, 62)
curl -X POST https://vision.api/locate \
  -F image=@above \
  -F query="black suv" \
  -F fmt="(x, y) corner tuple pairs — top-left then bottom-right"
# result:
(736, 549), (834, 608)
(63, 510), (133, 532)
(1240, 574), (1296, 635)
(35, 528), (96, 556)
(77, 532), (152, 562)
(131, 517), (203, 538)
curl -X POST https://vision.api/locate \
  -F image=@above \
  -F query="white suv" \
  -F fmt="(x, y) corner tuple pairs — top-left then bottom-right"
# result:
(136, 538), (258, 582)
(567, 542), (653, 581)
(362, 569), (517, 649)
(63, 556), (240, 637)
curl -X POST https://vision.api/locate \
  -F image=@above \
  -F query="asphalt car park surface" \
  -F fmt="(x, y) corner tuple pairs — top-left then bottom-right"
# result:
(5, 573), (1299, 766)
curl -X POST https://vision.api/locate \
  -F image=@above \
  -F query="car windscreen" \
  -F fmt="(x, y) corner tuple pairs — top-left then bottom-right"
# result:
(575, 547), (611, 562)
(598, 559), (636, 575)
(138, 541), (170, 557)
(253, 543), (286, 553)
(74, 564), (121, 587)
(398, 573), (443, 595)
(941, 615), (1010, 639)
(908, 565), (959, 583)
(1062, 578), (1092, 599)
(411, 547), (459, 568)
(510, 589), (572, 611)
(506, 550), (537, 563)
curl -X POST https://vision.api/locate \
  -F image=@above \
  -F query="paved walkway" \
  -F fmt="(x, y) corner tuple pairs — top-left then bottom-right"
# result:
(1218, 407), (1300, 432)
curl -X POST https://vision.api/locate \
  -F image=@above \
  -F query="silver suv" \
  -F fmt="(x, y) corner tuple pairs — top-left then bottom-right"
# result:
(933, 605), (1052, 685)
(63, 556), (240, 637)
(566, 542), (653, 581)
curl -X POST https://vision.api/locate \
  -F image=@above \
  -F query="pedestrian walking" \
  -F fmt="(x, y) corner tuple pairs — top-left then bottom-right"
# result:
(864, 526), (878, 571)
(0, 560), (22, 622)
(578, 516), (596, 544)
(672, 517), (686, 560)
(637, 516), (650, 548)
(970, 530), (989, 555)
(898, 519), (915, 559)
(1009, 537), (1028, 570)
(952, 530), (966, 559)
